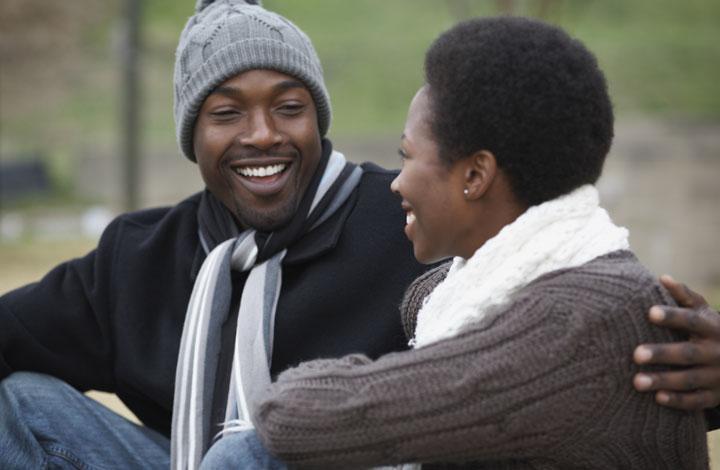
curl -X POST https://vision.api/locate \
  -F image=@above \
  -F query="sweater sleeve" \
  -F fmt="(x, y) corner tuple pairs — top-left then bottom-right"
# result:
(0, 219), (121, 392)
(255, 266), (707, 469)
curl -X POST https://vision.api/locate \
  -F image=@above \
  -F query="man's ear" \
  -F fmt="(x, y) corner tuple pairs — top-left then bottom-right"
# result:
(462, 150), (497, 200)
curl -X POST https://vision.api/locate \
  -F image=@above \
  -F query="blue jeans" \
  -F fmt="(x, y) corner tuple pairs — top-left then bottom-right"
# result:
(200, 431), (287, 470)
(0, 372), (170, 469)
(0, 372), (287, 469)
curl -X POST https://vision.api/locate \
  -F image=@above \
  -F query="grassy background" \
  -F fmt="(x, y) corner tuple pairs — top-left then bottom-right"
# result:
(2, 0), (719, 199)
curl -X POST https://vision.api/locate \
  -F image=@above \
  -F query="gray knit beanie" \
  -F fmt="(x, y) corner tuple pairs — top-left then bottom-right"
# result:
(174, 0), (331, 162)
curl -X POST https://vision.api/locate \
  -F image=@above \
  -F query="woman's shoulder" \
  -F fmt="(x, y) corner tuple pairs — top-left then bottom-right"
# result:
(525, 250), (673, 311)
(501, 250), (682, 362)
(399, 250), (669, 341)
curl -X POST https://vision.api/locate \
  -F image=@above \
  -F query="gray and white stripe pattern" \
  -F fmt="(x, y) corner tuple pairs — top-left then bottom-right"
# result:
(172, 151), (361, 469)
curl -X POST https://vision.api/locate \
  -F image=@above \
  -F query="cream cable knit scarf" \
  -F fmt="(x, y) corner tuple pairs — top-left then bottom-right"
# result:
(412, 184), (629, 348)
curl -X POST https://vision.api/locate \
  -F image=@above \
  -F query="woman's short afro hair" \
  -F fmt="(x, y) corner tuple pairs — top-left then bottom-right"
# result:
(424, 16), (614, 207)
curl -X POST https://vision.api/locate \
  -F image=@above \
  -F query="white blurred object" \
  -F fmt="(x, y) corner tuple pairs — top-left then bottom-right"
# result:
(81, 206), (114, 238)
(0, 213), (25, 240)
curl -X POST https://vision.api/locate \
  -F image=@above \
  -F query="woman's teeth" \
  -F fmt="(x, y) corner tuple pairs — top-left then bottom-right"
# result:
(406, 213), (416, 225)
(235, 163), (287, 178)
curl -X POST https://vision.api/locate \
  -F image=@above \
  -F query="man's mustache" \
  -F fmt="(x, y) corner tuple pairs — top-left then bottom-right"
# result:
(224, 147), (298, 161)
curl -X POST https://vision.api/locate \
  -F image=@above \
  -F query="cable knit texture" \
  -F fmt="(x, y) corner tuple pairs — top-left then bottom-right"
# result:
(399, 266), (449, 342)
(413, 184), (628, 348)
(255, 251), (708, 469)
(174, 0), (331, 161)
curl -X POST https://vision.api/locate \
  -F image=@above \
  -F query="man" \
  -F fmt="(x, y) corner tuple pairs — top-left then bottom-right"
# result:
(0, 1), (718, 469)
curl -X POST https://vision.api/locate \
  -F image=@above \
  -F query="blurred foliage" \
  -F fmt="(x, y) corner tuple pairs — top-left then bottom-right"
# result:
(0, 0), (718, 183)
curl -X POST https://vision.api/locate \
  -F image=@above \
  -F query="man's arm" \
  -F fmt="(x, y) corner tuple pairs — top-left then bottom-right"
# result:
(0, 222), (119, 391)
(633, 275), (720, 425)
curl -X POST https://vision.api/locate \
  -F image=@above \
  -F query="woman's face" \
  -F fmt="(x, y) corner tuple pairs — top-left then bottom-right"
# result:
(391, 87), (469, 264)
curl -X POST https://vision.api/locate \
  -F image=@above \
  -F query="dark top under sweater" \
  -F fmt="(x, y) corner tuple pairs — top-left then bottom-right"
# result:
(256, 251), (708, 469)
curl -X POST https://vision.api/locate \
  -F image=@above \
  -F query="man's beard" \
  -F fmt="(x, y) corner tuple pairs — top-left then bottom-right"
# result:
(231, 194), (301, 232)
(220, 146), (308, 232)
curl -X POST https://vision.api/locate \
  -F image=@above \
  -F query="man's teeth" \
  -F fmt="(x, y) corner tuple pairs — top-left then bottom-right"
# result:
(406, 213), (416, 225)
(236, 164), (287, 177)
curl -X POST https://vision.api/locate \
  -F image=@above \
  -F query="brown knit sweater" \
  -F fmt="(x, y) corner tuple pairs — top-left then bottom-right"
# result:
(255, 251), (708, 469)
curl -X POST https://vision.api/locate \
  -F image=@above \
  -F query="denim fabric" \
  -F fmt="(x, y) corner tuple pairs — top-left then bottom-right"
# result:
(199, 431), (287, 470)
(0, 372), (170, 470)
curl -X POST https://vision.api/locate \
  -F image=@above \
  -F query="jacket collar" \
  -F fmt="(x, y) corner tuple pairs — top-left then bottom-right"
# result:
(190, 171), (360, 280)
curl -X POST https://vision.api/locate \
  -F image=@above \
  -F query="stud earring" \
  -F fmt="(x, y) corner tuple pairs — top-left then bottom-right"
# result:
(463, 188), (469, 196)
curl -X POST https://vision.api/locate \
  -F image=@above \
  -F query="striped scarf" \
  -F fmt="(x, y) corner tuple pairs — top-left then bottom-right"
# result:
(171, 146), (362, 469)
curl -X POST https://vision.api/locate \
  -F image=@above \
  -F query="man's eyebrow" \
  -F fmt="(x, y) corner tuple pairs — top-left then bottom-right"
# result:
(210, 86), (240, 97)
(274, 79), (306, 92)
(210, 80), (306, 98)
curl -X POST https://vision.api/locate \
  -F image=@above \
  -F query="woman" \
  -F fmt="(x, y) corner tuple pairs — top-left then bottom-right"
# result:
(250, 17), (708, 469)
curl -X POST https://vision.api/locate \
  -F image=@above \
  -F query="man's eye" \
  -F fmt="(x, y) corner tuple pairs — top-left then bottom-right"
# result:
(397, 148), (408, 160)
(277, 103), (304, 115)
(210, 109), (240, 119)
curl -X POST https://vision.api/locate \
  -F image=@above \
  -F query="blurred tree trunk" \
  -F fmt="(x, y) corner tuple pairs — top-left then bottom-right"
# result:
(121, 0), (141, 211)
(497, 0), (515, 14)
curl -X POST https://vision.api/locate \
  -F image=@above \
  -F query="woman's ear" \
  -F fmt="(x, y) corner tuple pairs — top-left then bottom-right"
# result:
(462, 150), (497, 200)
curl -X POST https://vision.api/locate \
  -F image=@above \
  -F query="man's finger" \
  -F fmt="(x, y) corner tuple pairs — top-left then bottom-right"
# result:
(659, 274), (708, 308)
(654, 389), (720, 411)
(634, 340), (720, 366)
(645, 305), (720, 337)
(633, 367), (720, 392)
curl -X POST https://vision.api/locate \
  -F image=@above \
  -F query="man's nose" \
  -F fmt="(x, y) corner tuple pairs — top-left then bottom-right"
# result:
(239, 111), (282, 149)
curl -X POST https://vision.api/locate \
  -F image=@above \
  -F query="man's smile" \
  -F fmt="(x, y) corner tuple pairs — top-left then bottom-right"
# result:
(227, 158), (296, 198)
(234, 163), (287, 178)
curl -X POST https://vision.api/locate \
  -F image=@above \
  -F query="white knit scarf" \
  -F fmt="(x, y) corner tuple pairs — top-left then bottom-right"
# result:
(412, 184), (629, 348)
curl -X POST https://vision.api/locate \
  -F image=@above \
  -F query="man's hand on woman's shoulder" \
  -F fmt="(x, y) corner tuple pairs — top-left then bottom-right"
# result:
(633, 275), (720, 411)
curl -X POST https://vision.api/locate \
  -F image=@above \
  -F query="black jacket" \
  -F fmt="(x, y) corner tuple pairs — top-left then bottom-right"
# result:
(0, 163), (428, 437)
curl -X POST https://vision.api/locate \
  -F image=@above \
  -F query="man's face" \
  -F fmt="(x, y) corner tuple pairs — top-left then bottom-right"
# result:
(193, 69), (323, 231)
